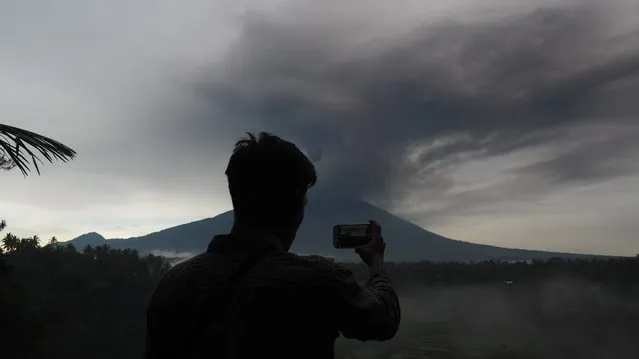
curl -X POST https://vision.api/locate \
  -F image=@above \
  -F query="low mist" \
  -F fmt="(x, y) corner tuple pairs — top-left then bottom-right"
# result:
(337, 278), (639, 358)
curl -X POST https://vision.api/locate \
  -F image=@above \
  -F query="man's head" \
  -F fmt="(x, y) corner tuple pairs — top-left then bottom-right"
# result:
(225, 132), (317, 249)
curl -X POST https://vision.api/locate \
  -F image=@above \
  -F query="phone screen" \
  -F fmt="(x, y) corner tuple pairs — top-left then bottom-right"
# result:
(333, 224), (371, 248)
(342, 225), (368, 237)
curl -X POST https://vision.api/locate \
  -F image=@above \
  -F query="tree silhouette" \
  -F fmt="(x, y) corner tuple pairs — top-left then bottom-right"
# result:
(0, 123), (77, 176)
(0, 220), (6, 256)
(1, 233), (21, 252)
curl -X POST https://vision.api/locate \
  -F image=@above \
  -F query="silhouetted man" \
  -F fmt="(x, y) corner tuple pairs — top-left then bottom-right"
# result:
(144, 132), (401, 359)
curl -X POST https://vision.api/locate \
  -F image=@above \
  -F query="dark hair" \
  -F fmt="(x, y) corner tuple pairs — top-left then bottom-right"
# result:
(225, 132), (317, 223)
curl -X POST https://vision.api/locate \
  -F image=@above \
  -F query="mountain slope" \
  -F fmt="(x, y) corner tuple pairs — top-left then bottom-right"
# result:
(69, 198), (598, 262)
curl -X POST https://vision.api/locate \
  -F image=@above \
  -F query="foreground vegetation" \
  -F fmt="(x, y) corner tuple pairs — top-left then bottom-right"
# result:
(2, 227), (638, 358)
(0, 229), (170, 359)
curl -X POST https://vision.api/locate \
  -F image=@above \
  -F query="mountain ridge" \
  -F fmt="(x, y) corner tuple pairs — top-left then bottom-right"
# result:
(68, 199), (613, 262)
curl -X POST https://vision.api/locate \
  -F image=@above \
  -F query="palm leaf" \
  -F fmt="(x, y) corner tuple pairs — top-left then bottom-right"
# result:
(0, 124), (77, 176)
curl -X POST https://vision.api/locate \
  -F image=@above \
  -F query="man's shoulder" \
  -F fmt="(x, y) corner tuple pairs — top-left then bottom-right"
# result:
(169, 251), (209, 269)
(157, 252), (213, 284)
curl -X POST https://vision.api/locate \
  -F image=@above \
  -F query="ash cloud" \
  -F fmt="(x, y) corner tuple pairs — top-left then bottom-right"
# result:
(186, 1), (639, 209)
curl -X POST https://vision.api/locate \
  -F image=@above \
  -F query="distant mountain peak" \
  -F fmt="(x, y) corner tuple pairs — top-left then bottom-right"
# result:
(76, 232), (104, 239)
(70, 232), (106, 247)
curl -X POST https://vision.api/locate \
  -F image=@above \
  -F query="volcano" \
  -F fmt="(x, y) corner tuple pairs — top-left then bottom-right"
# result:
(68, 198), (597, 262)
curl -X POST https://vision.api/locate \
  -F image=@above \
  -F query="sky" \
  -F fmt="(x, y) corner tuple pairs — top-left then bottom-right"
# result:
(1, 0), (638, 256)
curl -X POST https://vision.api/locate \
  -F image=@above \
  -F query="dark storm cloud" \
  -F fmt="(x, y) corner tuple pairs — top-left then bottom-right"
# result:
(188, 2), (639, 205)
(518, 128), (639, 184)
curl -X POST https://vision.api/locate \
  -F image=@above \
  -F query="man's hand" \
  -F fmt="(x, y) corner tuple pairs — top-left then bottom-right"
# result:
(355, 220), (385, 269)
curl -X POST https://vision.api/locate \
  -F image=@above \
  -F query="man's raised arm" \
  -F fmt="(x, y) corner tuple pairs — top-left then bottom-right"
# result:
(332, 256), (401, 341)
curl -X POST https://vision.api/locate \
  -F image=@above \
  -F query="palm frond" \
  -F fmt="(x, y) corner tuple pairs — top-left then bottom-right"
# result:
(0, 124), (77, 176)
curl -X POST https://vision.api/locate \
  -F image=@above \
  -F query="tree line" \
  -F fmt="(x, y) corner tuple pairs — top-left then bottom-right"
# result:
(342, 255), (639, 289)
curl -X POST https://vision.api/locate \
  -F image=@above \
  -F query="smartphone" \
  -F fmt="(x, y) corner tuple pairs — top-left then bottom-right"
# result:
(333, 223), (372, 249)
